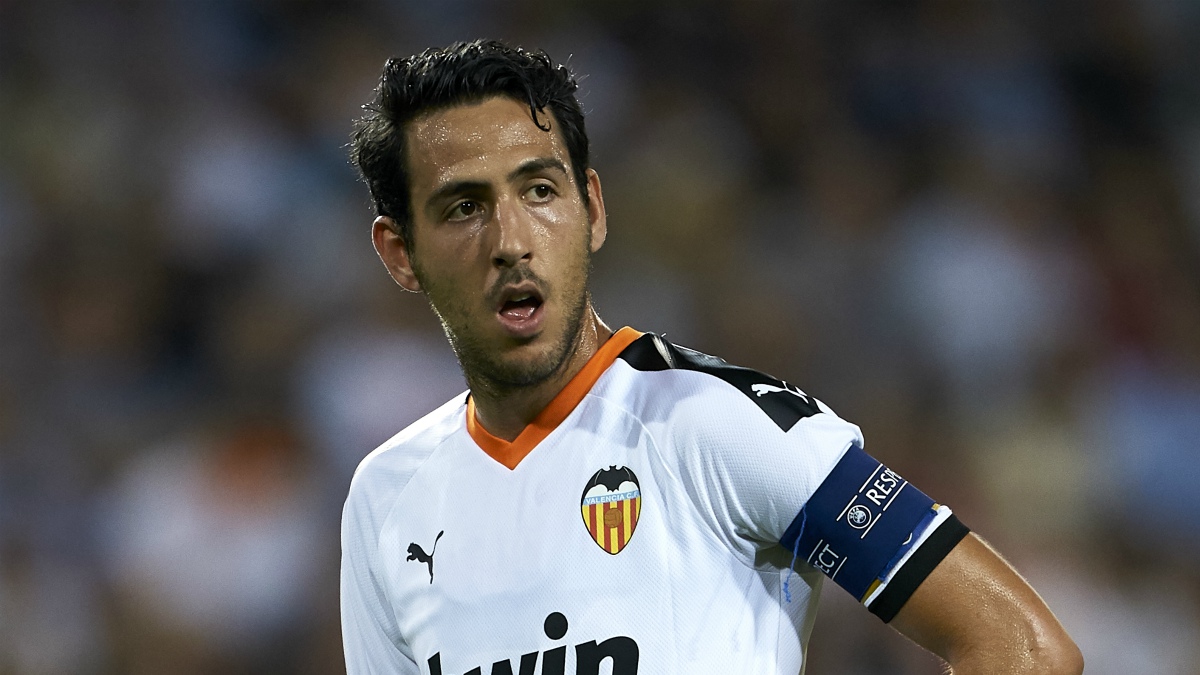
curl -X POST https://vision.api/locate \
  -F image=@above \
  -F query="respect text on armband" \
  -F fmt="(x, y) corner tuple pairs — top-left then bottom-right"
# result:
(780, 444), (937, 600)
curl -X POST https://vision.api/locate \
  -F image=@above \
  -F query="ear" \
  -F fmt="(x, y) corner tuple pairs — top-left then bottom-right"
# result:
(585, 168), (607, 253)
(372, 216), (421, 292)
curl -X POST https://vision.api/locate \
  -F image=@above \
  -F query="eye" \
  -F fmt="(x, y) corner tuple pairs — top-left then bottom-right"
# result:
(527, 184), (554, 201)
(447, 200), (480, 221)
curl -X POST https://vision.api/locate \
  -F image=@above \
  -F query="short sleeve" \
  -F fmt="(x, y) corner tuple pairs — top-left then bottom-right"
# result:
(648, 344), (966, 621)
(340, 475), (420, 674)
(662, 372), (863, 562)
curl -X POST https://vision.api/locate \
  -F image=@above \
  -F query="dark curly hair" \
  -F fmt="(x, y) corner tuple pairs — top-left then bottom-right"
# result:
(349, 39), (590, 248)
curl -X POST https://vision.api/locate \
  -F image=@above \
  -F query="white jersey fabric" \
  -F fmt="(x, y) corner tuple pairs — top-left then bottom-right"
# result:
(341, 328), (963, 674)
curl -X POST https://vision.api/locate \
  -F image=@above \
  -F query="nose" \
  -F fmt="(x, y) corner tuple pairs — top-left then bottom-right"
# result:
(490, 195), (534, 268)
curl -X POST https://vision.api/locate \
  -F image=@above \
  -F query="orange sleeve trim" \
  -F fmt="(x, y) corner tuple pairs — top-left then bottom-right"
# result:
(466, 326), (643, 470)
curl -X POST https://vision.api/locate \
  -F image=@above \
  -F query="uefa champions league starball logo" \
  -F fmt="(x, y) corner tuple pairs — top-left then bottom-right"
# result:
(847, 504), (872, 529)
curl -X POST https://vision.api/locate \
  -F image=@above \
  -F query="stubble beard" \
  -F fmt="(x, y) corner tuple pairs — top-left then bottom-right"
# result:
(415, 254), (593, 397)
(454, 286), (590, 395)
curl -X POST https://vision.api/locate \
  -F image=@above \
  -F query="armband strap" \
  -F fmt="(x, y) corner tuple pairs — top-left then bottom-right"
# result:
(869, 513), (970, 623)
(779, 443), (939, 602)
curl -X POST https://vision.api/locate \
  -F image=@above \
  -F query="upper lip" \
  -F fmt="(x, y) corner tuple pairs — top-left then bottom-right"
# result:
(492, 281), (544, 312)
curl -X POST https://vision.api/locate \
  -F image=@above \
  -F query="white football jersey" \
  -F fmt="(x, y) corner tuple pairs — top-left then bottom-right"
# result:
(341, 328), (967, 674)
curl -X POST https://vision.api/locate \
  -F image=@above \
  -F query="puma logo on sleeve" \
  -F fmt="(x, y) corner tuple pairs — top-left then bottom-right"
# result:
(751, 383), (807, 398)
(407, 530), (444, 583)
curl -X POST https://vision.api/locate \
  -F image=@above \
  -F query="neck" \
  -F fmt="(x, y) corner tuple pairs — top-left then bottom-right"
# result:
(470, 307), (613, 442)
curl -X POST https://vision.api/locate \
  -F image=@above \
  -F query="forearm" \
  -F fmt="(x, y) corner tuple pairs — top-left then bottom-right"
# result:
(890, 534), (1083, 675)
(940, 625), (1083, 675)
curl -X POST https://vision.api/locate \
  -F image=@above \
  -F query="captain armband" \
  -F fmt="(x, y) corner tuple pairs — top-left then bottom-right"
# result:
(779, 444), (969, 622)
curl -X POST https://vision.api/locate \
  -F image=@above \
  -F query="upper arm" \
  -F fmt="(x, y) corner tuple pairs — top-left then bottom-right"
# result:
(889, 533), (1084, 674)
(636, 343), (1078, 673)
(663, 377), (864, 562)
(340, 481), (421, 674)
(340, 554), (420, 674)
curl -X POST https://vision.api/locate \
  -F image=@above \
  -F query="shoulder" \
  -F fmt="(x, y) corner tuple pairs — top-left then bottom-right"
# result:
(343, 392), (467, 527)
(602, 333), (866, 550)
(611, 332), (850, 435)
(604, 333), (863, 486)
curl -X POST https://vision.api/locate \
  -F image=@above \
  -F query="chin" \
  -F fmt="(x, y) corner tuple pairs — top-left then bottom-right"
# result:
(477, 328), (573, 387)
(448, 301), (588, 390)
(494, 343), (566, 386)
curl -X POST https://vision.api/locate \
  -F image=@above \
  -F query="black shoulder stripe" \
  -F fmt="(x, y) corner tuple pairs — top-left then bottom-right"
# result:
(869, 514), (971, 623)
(616, 333), (672, 372)
(618, 333), (823, 431)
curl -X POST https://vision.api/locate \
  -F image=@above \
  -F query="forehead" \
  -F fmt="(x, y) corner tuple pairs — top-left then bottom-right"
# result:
(405, 96), (569, 191)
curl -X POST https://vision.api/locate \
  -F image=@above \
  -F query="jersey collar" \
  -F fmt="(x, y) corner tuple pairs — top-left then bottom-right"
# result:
(466, 326), (643, 470)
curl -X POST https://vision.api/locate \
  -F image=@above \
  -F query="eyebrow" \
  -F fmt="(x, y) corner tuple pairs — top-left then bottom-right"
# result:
(424, 157), (570, 213)
(506, 157), (568, 182)
(425, 179), (488, 211)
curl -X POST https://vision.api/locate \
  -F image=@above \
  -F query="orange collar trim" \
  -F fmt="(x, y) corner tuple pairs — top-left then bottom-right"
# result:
(466, 327), (643, 470)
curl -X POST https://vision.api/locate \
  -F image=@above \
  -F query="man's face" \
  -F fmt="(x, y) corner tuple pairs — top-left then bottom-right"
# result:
(377, 96), (606, 390)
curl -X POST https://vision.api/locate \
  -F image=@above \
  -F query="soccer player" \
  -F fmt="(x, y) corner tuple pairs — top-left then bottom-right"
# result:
(341, 40), (1083, 675)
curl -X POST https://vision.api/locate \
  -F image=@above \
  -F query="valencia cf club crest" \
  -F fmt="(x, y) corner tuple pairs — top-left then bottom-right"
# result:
(581, 466), (641, 555)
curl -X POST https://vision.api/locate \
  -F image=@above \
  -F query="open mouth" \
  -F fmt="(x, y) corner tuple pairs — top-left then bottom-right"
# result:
(494, 284), (546, 337)
(500, 293), (543, 321)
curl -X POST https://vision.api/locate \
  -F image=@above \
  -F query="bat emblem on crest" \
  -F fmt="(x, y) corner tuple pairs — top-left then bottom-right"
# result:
(580, 466), (641, 555)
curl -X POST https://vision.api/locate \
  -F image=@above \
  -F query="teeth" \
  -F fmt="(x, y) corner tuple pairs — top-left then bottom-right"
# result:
(512, 294), (532, 302)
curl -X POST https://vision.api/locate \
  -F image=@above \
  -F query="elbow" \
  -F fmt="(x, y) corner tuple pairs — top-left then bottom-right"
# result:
(950, 631), (1084, 675)
(952, 614), (1084, 674)
(1033, 623), (1084, 675)
(1063, 645), (1086, 675)
(1051, 639), (1084, 675)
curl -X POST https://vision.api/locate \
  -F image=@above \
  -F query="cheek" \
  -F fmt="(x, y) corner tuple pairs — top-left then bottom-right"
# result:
(412, 230), (486, 284)
(422, 280), (477, 336)
(550, 227), (594, 294)
(538, 219), (587, 261)
(411, 257), (472, 317)
(539, 200), (592, 248)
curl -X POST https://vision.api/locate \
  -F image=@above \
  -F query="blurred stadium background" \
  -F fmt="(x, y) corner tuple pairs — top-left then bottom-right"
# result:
(2, 1), (1199, 673)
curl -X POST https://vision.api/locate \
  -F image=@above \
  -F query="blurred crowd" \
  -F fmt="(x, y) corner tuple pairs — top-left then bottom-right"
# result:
(2, 1), (1199, 673)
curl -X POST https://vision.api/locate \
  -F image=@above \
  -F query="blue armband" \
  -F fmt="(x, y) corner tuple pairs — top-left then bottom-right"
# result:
(780, 444), (938, 601)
